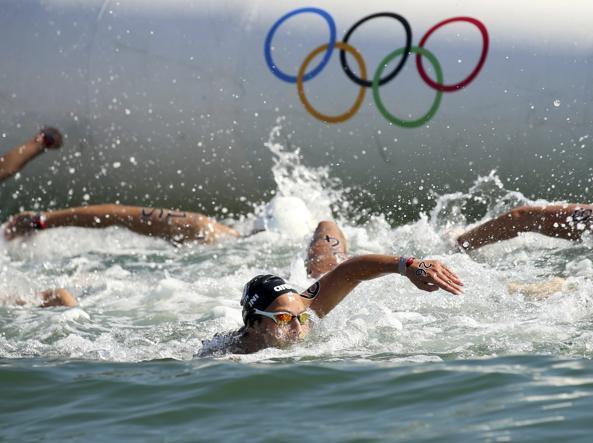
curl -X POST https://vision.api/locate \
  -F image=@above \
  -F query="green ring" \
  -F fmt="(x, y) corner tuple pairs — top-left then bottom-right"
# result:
(372, 46), (443, 128)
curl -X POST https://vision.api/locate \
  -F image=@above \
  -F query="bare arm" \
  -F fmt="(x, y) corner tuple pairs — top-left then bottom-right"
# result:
(304, 255), (463, 317)
(0, 128), (62, 182)
(306, 220), (348, 279)
(457, 204), (593, 250)
(13, 288), (77, 308)
(4, 204), (240, 243)
(39, 288), (77, 307)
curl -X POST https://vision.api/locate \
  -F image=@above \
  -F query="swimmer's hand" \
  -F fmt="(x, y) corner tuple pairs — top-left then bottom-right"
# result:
(34, 127), (63, 149)
(4, 211), (39, 240)
(405, 259), (464, 295)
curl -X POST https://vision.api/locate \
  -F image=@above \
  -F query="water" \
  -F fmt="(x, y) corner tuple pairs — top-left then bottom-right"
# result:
(2, 122), (593, 441)
(2, 356), (593, 442)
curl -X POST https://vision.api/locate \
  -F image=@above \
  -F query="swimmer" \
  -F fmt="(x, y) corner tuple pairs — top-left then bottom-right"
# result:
(201, 220), (463, 355)
(7, 288), (77, 308)
(37, 288), (77, 307)
(456, 204), (593, 250)
(0, 127), (63, 182)
(454, 204), (593, 300)
(3, 204), (240, 244)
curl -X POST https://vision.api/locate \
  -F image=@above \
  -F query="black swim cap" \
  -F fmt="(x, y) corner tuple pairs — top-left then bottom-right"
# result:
(241, 274), (298, 325)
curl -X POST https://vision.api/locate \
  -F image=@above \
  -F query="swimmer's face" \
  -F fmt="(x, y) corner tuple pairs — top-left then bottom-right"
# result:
(251, 292), (312, 347)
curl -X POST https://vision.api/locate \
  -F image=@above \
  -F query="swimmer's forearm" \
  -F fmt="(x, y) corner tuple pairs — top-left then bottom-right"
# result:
(309, 255), (397, 316)
(336, 255), (399, 282)
(310, 255), (462, 316)
(456, 214), (522, 250)
(42, 204), (142, 229)
(456, 205), (583, 250)
(0, 139), (45, 181)
(41, 204), (240, 242)
(455, 206), (544, 250)
(333, 255), (463, 289)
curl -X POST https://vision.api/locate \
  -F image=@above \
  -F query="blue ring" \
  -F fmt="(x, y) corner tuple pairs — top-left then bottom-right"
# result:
(264, 7), (336, 83)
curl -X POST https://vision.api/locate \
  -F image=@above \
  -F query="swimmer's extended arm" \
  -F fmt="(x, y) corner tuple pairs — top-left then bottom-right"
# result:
(13, 288), (77, 308)
(305, 255), (463, 317)
(0, 128), (63, 182)
(39, 288), (77, 307)
(456, 204), (593, 250)
(4, 204), (240, 243)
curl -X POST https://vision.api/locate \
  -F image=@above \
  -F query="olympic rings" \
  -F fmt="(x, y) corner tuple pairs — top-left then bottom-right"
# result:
(297, 42), (367, 124)
(340, 13), (412, 88)
(264, 7), (336, 83)
(264, 8), (489, 125)
(373, 46), (443, 128)
(416, 17), (489, 92)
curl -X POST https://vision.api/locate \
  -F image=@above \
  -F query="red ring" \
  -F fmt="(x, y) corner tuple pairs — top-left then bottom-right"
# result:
(416, 17), (489, 92)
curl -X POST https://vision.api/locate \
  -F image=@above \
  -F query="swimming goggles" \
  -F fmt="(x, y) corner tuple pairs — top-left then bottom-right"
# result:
(252, 308), (310, 326)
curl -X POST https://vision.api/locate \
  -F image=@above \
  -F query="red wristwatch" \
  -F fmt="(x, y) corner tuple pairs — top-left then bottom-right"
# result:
(32, 213), (47, 230)
(398, 256), (416, 275)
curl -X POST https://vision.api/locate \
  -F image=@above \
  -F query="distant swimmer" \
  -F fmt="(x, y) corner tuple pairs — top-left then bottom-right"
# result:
(0, 127), (63, 182)
(36, 288), (77, 308)
(200, 221), (463, 355)
(4, 288), (77, 308)
(456, 204), (593, 250)
(3, 204), (240, 244)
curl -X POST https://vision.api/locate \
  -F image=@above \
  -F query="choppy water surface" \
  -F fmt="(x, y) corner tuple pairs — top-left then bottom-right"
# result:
(2, 123), (593, 441)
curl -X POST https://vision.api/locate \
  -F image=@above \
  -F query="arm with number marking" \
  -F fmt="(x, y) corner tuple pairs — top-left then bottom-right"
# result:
(4, 204), (240, 243)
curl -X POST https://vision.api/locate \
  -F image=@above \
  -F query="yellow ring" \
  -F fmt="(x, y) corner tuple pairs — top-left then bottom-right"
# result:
(297, 42), (367, 124)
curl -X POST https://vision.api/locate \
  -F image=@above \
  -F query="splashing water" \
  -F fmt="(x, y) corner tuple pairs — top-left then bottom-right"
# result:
(259, 116), (344, 222)
(1, 121), (593, 364)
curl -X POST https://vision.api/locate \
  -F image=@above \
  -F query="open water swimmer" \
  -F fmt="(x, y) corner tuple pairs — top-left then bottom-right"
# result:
(200, 221), (462, 355)
(3, 1), (593, 440)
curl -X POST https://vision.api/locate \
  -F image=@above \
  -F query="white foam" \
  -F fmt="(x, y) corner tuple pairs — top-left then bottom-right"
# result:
(254, 196), (316, 238)
(1, 129), (592, 363)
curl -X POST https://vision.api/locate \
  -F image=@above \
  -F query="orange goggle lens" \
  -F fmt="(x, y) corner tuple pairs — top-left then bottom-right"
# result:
(274, 313), (294, 324)
(254, 309), (310, 325)
(276, 312), (310, 325)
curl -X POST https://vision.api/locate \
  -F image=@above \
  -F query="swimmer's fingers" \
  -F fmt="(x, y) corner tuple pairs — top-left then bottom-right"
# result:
(3, 212), (37, 240)
(3, 218), (20, 240)
(442, 266), (463, 286)
(37, 127), (63, 149)
(416, 271), (463, 295)
(428, 262), (464, 291)
(406, 259), (463, 295)
(3, 225), (27, 241)
(3, 224), (12, 240)
(430, 272), (464, 295)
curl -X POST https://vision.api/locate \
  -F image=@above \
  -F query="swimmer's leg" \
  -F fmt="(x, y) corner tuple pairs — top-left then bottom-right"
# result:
(457, 204), (593, 250)
(39, 288), (77, 308)
(306, 221), (348, 279)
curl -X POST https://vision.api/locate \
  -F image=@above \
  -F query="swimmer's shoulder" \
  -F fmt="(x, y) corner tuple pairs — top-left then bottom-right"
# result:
(196, 330), (247, 357)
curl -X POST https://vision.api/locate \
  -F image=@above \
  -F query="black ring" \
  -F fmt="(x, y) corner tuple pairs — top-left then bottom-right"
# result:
(339, 12), (412, 88)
